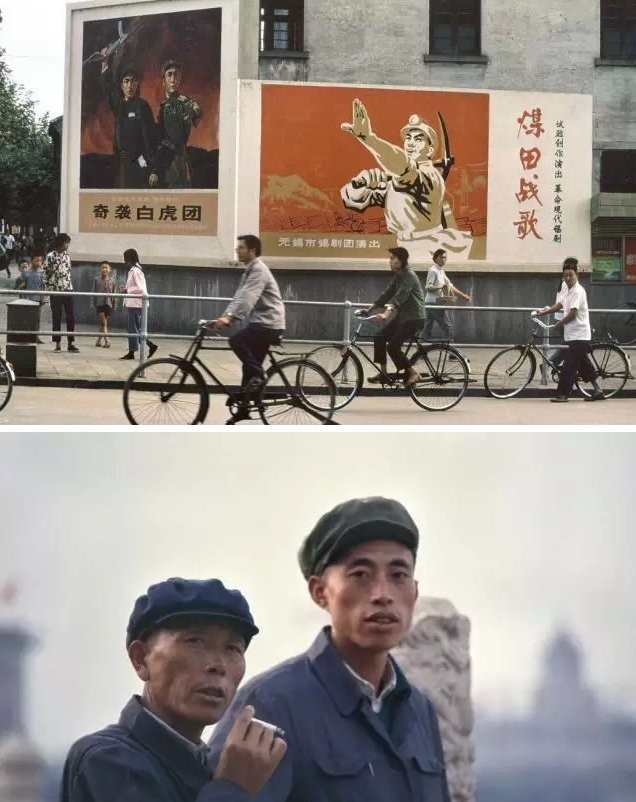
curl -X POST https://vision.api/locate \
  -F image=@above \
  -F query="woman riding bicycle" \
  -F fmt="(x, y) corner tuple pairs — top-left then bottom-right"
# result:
(364, 247), (426, 387)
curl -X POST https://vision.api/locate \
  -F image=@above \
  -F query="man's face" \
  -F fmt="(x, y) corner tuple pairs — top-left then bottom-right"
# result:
(404, 130), (433, 162)
(236, 241), (255, 264)
(311, 540), (418, 654)
(100, 262), (110, 278)
(163, 67), (182, 95)
(389, 255), (402, 272)
(563, 268), (578, 288)
(19, 261), (29, 273)
(121, 75), (139, 100)
(434, 253), (447, 268)
(131, 619), (247, 730)
(31, 256), (42, 270)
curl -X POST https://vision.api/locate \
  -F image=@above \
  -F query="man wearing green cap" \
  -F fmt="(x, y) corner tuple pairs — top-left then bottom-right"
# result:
(61, 578), (286, 802)
(209, 497), (450, 802)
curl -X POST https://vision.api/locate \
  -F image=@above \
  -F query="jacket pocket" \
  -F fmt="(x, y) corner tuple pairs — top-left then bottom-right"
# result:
(412, 754), (446, 802)
(313, 752), (376, 801)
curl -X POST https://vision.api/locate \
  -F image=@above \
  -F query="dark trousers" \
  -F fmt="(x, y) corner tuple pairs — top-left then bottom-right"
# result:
(423, 306), (453, 340)
(557, 340), (597, 397)
(373, 318), (423, 372)
(127, 308), (157, 354)
(50, 294), (75, 344)
(229, 324), (284, 386)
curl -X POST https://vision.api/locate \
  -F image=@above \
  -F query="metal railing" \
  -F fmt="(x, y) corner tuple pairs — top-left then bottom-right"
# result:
(2, 288), (635, 387)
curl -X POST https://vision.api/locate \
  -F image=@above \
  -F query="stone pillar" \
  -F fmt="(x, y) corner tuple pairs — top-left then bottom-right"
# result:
(393, 597), (476, 802)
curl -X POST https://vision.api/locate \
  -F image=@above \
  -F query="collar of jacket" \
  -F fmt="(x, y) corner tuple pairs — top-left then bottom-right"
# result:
(307, 627), (411, 717)
(119, 696), (211, 791)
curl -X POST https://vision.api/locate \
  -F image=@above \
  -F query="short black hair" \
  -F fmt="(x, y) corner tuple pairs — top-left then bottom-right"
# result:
(238, 235), (262, 257)
(161, 59), (182, 77)
(124, 248), (140, 265)
(563, 257), (578, 272)
(31, 251), (44, 260)
(432, 248), (447, 262)
(388, 246), (409, 268)
(53, 233), (70, 250)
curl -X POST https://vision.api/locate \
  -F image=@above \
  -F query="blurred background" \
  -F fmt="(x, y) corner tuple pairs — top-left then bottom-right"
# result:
(1, 432), (634, 801)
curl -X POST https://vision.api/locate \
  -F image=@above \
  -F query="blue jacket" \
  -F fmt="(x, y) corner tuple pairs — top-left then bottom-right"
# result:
(60, 696), (250, 802)
(208, 628), (451, 802)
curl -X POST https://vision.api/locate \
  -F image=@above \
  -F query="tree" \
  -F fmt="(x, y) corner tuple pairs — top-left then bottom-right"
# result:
(0, 45), (58, 230)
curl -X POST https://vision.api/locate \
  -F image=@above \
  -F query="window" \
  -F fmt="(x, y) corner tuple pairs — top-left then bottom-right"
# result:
(600, 150), (636, 193)
(429, 0), (481, 57)
(592, 237), (623, 281)
(601, 0), (636, 58)
(260, 1), (304, 53)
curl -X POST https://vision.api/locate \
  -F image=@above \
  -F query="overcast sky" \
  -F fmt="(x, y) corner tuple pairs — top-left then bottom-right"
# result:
(1, 431), (635, 762)
(2, 0), (68, 118)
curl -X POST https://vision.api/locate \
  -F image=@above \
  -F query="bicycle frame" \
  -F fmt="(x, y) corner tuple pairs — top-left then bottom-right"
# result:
(156, 328), (335, 423)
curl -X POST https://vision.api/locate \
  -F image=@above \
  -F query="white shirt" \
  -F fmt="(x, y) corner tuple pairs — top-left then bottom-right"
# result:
(554, 281), (567, 321)
(425, 264), (451, 304)
(561, 281), (591, 341)
(344, 659), (398, 714)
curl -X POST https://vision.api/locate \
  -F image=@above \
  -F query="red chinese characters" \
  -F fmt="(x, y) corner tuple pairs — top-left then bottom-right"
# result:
(514, 107), (544, 241)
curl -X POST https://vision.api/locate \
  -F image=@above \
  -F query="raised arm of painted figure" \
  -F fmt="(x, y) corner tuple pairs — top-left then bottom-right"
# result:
(341, 98), (410, 178)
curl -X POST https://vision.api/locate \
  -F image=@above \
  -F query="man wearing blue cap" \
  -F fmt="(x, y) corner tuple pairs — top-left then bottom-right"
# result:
(61, 578), (286, 802)
(208, 497), (451, 802)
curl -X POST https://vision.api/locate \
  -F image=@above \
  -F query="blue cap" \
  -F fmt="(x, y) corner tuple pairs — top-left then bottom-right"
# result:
(126, 578), (259, 647)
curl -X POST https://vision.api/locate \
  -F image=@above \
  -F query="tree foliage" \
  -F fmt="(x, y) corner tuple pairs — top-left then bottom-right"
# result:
(0, 45), (58, 227)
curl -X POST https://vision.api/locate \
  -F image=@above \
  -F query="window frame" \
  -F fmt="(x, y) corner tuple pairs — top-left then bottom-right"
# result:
(600, 0), (636, 60)
(260, 0), (305, 54)
(600, 149), (636, 194)
(429, 0), (482, 59)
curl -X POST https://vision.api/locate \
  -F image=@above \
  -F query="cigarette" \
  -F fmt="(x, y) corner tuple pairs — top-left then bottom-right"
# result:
(252, 717), (286, 739)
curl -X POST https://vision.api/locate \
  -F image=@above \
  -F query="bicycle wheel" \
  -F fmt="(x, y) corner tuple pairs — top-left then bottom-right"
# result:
(484, 347), (536, 399)
(306, 345), (363, 410)
(123, 358), (209, 425)
(0, 358), (14, 412)
(576, 343), (629, 399)
(408, 345), (469, 411)
(258, 358), (336, 425)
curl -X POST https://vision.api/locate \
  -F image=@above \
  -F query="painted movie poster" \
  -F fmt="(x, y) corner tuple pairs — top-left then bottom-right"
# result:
(259, 85), (489, 263)
(79, 6), (221, 236)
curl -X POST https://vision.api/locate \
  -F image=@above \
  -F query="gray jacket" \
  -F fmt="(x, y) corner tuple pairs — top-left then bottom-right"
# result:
(225, 259), (286, 330)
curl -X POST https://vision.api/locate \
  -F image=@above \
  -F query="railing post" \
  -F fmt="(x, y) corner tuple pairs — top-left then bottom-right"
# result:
(540, 314), (550, 386)
(343, 300), (352, 347)
(139, 294), (148, 367)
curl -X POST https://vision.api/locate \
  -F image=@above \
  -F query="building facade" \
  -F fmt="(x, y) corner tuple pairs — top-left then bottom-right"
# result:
(60, 1), (636, 340)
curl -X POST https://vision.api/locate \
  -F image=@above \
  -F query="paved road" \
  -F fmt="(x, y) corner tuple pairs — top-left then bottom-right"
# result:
(2, 385), (636, 425)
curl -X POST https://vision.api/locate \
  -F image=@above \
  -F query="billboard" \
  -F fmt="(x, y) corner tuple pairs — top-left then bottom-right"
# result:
(61, 0), (240, 266)
(238, 81), (594, 271)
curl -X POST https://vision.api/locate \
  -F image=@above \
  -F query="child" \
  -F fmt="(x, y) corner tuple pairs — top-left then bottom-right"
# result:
(14, 258), (30, 293)
(23, 254), (46, 343)
(92, 261), (116, 347)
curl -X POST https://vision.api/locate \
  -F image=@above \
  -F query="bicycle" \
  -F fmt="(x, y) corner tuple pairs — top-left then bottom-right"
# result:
(484, 316), (630, 399)
(305, 310), (470, 412)
(0, 353), (15, 412)
(122, 322), (338, 425)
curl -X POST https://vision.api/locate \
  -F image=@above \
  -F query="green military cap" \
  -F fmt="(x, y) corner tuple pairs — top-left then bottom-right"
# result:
(298, 496), (419, 580)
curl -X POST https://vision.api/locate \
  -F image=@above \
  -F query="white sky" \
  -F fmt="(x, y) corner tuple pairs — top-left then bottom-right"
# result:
(1, 0), (68, 118)
(1, 431), (635, 762)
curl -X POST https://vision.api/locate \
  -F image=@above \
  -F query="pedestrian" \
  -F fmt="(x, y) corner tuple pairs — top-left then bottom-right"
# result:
(14, 258), (30, 294)
(43, 233), (79, 353)
(0, 235), (9, 278)
(5, 231), (16, 267)
(423, 248), (471, 341)
(209, 496), (452, 802)
(362, 247), (426, 386)
(535, 257), (604, 402)
(120, 249), (158, 360)
(24, 253), (45, 343)
(60, 577), (287, 802)
(92, 261), (116, 348)
(204, 235), (285, 421)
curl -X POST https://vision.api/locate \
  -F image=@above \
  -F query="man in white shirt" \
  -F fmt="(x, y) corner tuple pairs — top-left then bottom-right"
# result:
(535, 257), (603, 402)
(120, 248), (159, 360)
(423, 248), (471, 341)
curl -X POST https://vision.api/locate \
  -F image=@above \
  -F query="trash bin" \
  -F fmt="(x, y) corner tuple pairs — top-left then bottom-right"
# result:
(6, 299), (39, 377)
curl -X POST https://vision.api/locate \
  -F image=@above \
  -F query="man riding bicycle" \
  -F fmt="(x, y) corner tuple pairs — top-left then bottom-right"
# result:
(205, 235), (286, 398)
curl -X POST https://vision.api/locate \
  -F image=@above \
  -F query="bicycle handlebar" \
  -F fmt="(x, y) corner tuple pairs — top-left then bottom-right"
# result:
(531, 314), (560, 331)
